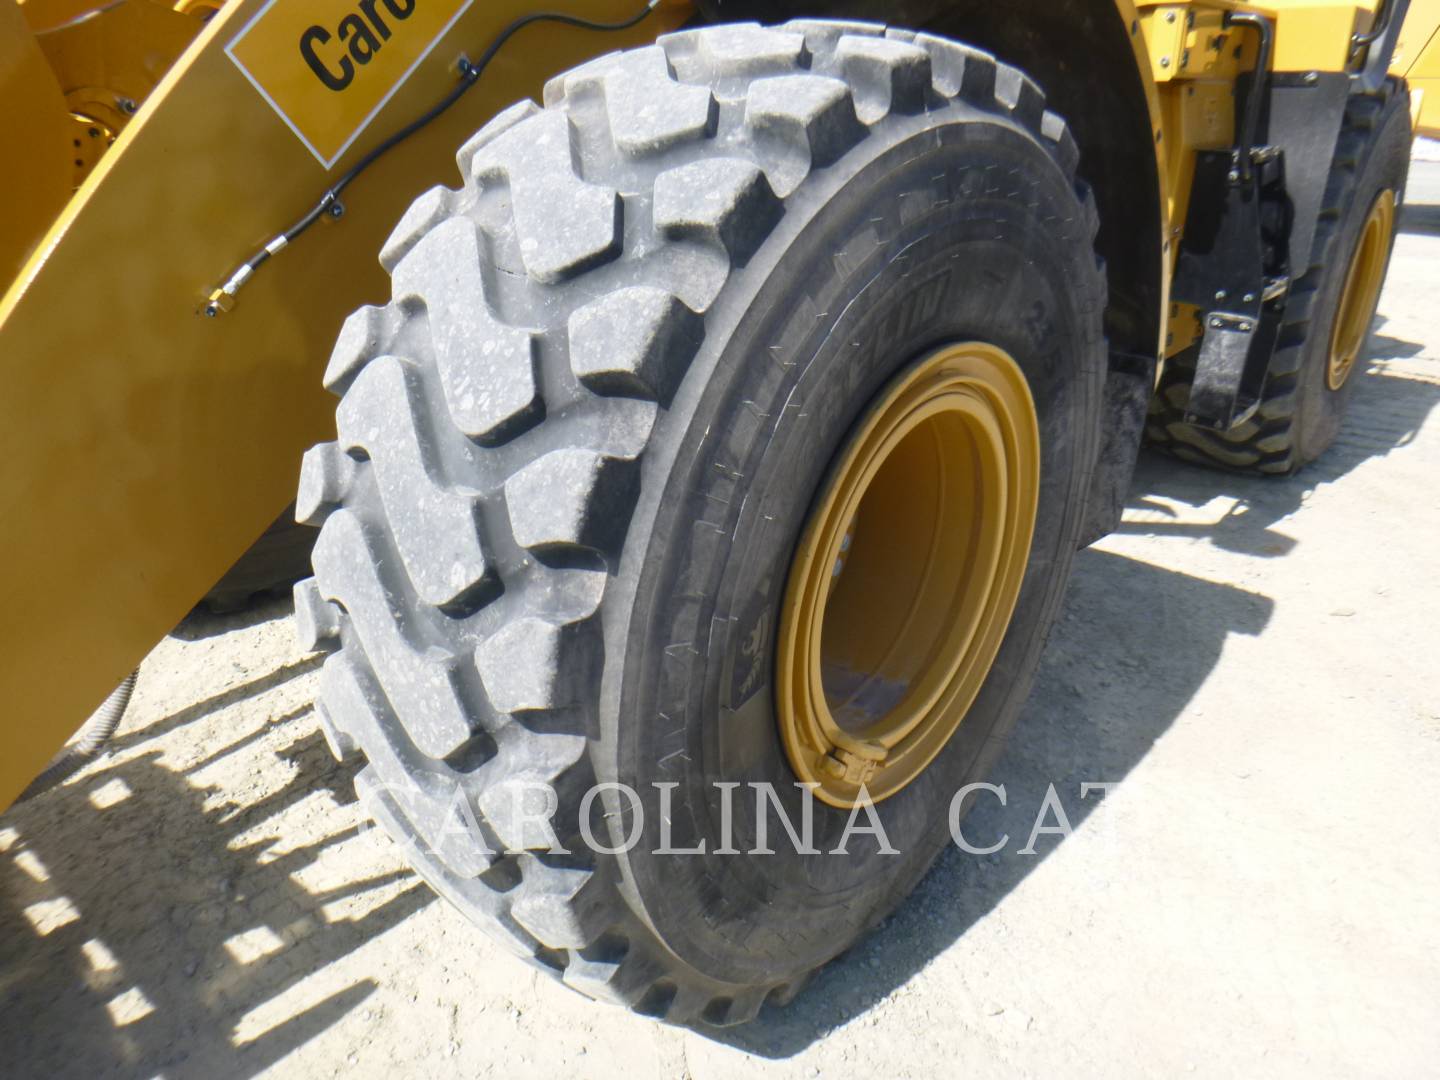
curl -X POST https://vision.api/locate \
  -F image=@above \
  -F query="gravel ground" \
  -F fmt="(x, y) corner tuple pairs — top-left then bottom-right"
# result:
(3, 161), (1438, 1080)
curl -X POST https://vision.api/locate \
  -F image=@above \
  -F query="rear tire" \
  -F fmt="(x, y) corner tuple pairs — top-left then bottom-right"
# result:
(1147, 78), (1411, 474)
(295, 20), (1105, 1024)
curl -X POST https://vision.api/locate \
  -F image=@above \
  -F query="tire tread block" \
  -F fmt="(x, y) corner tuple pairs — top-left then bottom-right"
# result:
(312, 511), (476, 760)
(467, 110), (623, 284)
(393, 218), (542, 446)
(337, 356), (494, 611)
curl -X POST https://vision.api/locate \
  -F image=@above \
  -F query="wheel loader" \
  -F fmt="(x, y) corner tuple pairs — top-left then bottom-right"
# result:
(3, 0), (1436, 1025)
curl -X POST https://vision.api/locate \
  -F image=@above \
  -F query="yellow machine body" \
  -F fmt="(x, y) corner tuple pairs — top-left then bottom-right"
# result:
(0, 0), (1433, 810)
(1395, 0), (1440, 129)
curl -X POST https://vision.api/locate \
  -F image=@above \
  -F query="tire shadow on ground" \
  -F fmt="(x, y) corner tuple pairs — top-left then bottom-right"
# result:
(1399, 202), (1440, 237)
(0, 619), (431, 1079)
(712, 538), (1274, 1056)
(1116, 353), (1440, 560)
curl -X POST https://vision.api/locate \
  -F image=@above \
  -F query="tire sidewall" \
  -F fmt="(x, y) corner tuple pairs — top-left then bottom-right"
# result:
(606, 116), (1105, 987)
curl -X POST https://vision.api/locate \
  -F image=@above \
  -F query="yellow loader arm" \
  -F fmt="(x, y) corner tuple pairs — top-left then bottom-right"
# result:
(0, 0), (686, 810)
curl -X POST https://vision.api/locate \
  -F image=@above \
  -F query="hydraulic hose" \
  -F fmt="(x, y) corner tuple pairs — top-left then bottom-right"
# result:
(206, 0), (663, 314)
(17, 670), (138, 803)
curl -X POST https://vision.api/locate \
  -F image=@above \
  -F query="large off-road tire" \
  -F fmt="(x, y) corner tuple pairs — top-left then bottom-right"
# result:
(294, 20), (1105, 1024)
(1147, 78), (1411, 473)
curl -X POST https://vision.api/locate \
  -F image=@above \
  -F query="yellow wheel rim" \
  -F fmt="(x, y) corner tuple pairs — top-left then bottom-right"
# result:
(775, 343), (1040, 809)
(1327, 189), (1396, 392)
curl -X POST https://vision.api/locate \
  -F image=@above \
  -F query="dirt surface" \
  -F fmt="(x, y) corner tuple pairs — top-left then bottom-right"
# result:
(4, 158), (1439, 1080)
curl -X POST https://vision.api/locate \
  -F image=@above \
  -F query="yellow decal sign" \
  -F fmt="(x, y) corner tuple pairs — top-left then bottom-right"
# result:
(227, 0), (473, 168)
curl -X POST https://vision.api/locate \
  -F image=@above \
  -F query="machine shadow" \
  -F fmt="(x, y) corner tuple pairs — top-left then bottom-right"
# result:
(0, 612), (432, 1079)
(1399, 201), (1440, 237)
(716, 326), (1437, 1057)
(168, 593), (297, 643)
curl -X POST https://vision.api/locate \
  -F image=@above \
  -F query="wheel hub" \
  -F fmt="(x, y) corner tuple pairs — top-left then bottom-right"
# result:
(776, 343), (1040, 808)
(1328, 189), (1396, 392)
